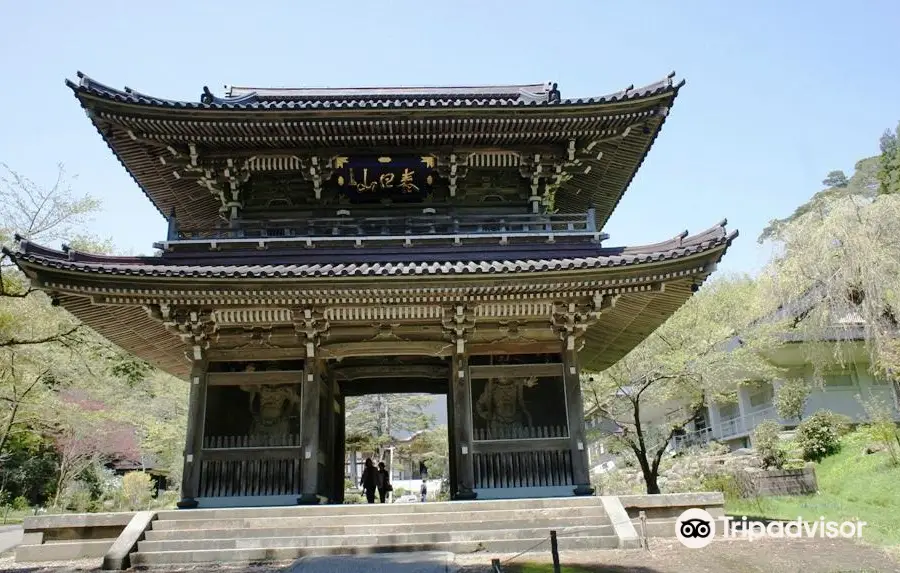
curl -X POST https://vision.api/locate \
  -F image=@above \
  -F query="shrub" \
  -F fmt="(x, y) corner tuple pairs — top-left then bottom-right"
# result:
(62, 482), (93, 512)
(774, 378), (811, 421)
(795, 410), (852, 462)
(701, 472), (743, 500)
(704, 441), (730, 456)
(858, 395), (900, 465)
(152, 489), (179, 510)
(344, 492), (364, 504)
(12, 496), (30, 511)
(118, 472), (154, 510)
(752, 420), (786, 469)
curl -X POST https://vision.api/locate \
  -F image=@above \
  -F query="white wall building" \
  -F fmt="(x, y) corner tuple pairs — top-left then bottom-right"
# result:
(674, 341), (900, 451)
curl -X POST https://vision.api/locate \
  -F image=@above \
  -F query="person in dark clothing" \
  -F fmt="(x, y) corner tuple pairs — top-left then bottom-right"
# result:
(420, 480), (428, 503)
(360, 458), (377, 504)
(376, 461), (391, 503)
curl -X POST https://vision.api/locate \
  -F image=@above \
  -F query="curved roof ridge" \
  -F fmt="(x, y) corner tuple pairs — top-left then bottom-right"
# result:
(226, 82), (553, 99)
(621, 220), (734, 254)
(66, 72), (681, 109)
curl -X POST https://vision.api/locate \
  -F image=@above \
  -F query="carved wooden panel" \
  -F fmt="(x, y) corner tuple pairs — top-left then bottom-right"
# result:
(470, 371), (569, 441)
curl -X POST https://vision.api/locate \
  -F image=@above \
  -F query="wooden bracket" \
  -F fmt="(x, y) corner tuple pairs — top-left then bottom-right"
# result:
(292, 307), (330, 357)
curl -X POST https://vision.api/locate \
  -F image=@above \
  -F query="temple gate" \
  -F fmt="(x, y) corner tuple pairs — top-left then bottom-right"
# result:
(8, 73), (735, 507)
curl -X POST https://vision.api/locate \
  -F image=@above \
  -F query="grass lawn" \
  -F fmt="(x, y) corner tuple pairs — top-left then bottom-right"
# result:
(725, 429), (900, 548)
(0, 509), (30, 525)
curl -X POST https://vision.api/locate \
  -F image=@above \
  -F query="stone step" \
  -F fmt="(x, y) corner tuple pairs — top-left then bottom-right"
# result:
(154, 497), (600, 521)
(15, 539), (115, 562)
(151, 506), (607, 530)
(143, 515), (609, 541)
(130, 535), (618, 566)
(138, 525), (612, 552)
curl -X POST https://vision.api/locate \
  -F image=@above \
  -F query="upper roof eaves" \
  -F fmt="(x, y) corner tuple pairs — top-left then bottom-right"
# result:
(66, 71), (683, 111)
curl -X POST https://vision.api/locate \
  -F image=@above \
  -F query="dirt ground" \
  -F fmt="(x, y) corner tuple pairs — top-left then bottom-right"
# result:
(1, 538), (898, 573)
(455, 538), (900, 573)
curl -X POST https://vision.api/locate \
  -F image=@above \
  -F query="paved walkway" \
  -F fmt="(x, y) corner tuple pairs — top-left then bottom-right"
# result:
(288, 551), (457, 573)
(0, 525), (23, 554)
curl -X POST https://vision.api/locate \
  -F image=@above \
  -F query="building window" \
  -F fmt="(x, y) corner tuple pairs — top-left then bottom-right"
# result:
(748, 384), (774, 408)
(824, 374), (856, 389)
(719, 403), (739, 421)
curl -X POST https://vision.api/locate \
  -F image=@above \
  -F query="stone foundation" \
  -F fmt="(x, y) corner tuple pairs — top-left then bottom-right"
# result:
(741, 465), (817, 496)
(16, 512), (135, 563)
(619, 492), (726, 539)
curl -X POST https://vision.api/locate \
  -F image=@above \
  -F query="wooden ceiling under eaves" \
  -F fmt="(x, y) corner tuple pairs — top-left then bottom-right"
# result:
(68, 74), (682, 231)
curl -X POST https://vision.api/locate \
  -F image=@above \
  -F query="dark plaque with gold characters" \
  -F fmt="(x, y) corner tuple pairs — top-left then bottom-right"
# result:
(329, 155), (437, 203)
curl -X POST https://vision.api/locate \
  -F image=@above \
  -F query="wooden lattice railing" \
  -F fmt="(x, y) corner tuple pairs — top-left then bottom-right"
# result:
(162, 209), (607, 248)
(473, 448), (574, 489)
(199, 448), (302, 498)
(203, 434), (301, 448)
(473, 425), (568, 441)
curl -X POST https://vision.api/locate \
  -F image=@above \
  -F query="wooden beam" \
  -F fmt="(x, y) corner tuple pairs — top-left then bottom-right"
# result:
(207, 370), (305, 386)
(318, 341), (454, 359)
(340, 377), (448, 396)
(468, 363), (563, 380)
(332, 364), (448, 381)
(207, 347), (306, 361)
(468, 341), (561, 355)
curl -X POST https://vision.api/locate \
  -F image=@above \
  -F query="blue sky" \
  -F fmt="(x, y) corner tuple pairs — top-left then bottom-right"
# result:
(2, 0), (898, 274)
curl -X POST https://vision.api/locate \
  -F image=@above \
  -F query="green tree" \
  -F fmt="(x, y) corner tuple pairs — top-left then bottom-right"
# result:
(759, 191), (900, 377)
(0, 164), (103, 299)
(773, 378), (811, 421)
(752, 419), (785, 469)
(583, 276), (781, 494)
(403, 426), (449, 479)
(758, 158), (880, 244)
(878, 122), (900, 195)
(345, 394), (436, 460)
(118, 472), (154, 510)
(822, 170), (849, 188)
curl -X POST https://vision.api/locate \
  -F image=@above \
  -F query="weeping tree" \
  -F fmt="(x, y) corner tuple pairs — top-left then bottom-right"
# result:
(583, 276), (781, 494)
(760, 190), (900, 381)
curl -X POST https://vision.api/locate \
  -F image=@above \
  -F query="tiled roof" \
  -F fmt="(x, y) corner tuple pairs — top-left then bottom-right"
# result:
(68, 73), (681, 110)
(8, 222), (735, 280)
(64, 72), (682, 232)
(9, 223), (735, 380)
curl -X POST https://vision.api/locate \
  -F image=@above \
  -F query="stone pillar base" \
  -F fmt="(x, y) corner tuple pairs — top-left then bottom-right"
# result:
(573, 484), (595, 496)
(176, 497), (199, 509)
(297, 493), (321, 505)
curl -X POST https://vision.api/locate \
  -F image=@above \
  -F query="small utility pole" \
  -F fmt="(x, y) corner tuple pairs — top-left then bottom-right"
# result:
(550, 530), (561, 573)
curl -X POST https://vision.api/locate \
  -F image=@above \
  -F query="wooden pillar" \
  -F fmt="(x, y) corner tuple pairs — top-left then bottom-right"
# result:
(333, 393), (346, 504)
(177, 357), (208, 509)
(562, 337), (594, 495)
(450, 351), (477, 499)
(298, 358), (321, 505)
(446, 390), (458, 501)
(321, 372), (336, 502)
